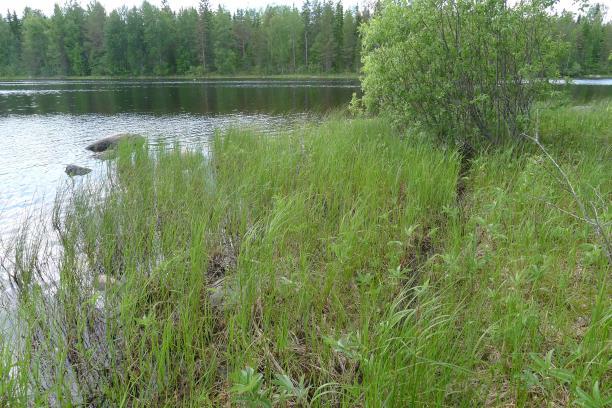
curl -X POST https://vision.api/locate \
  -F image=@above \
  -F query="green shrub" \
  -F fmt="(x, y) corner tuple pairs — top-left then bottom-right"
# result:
(361, 0), (560, 144)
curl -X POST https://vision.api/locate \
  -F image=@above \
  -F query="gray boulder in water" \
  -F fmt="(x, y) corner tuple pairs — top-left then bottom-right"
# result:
(65, 165), (92, 177)
(85, 133), (145, 152)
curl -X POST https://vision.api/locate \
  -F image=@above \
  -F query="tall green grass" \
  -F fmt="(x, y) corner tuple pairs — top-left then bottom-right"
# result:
(1, 101), (609, 406)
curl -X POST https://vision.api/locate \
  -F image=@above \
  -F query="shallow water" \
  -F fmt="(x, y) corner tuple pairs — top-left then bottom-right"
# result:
(0, 79), (358, 238)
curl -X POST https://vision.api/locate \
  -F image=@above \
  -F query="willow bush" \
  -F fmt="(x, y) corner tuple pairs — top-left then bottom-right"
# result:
(361, 0), (560, 144)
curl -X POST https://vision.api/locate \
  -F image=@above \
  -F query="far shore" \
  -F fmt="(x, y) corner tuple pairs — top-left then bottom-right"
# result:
(3, 74), (612, 85)
(0, 73), (361, 82)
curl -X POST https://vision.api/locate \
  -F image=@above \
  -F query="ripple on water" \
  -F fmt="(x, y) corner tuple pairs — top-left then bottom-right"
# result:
(0, 112), (309, 238)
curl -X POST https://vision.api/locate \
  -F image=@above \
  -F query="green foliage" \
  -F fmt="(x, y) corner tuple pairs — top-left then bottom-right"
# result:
(263, 6), (304, 73)
(229, 367), (313, 406)
(212, 6), (237, 74)
(0, 1), (368, 77)
(273, 373), (311, 404)
(175, 8), (199, 74)
(21, 9), (50, 76)
(312, 2), (337, 72)
(0, 13), (20, 76)
(84, 1), (107, 75)
(552, 4), (612, 76)
(361, 0), (561, 143)
(0, 19), (14, 76)
(104, 10), (127, 74)
(231, 367), (272, 407)
(1, 101), (610, 405)
(0, 1), (609, 78)
(575, 381), (612, 408)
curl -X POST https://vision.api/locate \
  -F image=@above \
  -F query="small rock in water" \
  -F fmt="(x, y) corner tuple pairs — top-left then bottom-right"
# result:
(65, 164), (92, 177)
(85, 133), (145, 152)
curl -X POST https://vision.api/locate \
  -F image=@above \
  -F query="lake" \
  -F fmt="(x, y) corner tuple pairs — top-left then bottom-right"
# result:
(554, 78), (612, 101)
(0, 79), (359, 239)
(0, 78), (610, 239)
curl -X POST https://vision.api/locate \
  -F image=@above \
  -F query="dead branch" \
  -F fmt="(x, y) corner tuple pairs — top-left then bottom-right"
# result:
(521, 130), (611, 265)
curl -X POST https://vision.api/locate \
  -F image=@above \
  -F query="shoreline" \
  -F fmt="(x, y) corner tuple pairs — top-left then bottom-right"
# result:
(0, 73), (361, 82)
(3, 74), (612, 83)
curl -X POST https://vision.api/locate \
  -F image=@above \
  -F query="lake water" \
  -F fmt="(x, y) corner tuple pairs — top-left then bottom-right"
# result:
(553, 78), (612, 101)
(0, 79), (358, 239)
(0, 78), (610, 240)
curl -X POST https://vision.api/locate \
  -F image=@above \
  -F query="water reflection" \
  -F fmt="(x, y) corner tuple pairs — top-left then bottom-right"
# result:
(550, 78), (612, 102)
(0, 79), (359, 115)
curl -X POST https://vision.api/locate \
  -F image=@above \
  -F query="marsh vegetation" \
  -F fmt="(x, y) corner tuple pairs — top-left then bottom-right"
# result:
(1, 98), (610, 405)
(1, 0), (611, 406)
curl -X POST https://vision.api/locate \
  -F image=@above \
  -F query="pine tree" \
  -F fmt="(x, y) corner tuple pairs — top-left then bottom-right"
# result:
(0, 16), (13, 75)
(63, 1), (88, 75)
(21, 8), (50, 76)
(2, 1), (380, 77)
(212, 6), (236, 74)
(126, 6), (145, 75)
(198, 0), (214, 72)
(48, 4), (68, 75)
(84, 1), (107, 75)
(342, 8), (356, 72)
(333, 2), (343, 71)
(312, 1), (336, 72)
(176, 8), (199, 74)
(301, 0), (312, 70)
(104, 9), (127, 74)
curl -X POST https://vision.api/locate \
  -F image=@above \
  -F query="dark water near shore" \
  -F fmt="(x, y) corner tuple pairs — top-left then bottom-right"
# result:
(554, 78), (612, 101)
(0, 78), (610, 239)
(0, 79), (358, 115)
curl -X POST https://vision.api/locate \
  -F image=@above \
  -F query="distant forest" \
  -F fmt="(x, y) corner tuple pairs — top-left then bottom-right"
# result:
(0, 1), (610, 77)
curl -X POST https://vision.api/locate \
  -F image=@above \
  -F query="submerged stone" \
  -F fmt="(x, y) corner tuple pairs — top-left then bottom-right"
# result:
(85, 133), (145, 152)
(65, 164), (92, 177)
(93, 149), (117, 161)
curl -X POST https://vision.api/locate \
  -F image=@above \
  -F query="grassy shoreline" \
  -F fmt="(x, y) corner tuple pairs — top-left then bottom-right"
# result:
(1, 100), (610, 405)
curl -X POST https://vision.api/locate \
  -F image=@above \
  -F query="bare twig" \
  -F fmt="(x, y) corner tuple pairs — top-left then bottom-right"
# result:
(525, 193), (597, 226)
(521, 130), (611, 264)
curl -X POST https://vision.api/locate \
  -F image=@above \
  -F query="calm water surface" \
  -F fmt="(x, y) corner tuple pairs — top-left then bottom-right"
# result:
(0, 79), (358, 238)
(554, 78), (612, 101)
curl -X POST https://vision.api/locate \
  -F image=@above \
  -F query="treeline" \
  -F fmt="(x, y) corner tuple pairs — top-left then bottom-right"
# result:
(553, 4), (612, 76)
(0, 1), (610, 78)
(0, 0), (370, 77)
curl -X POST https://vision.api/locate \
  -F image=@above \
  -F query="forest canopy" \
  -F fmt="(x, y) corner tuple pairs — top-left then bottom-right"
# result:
(0, 0), (609, 77)
(0, 0), (370, 76)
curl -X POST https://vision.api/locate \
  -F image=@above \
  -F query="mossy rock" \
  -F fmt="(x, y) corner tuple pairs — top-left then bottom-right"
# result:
(86, 133), (146, 153)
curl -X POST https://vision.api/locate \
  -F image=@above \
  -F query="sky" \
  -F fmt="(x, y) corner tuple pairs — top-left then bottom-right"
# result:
(1, 0), (603, 18)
